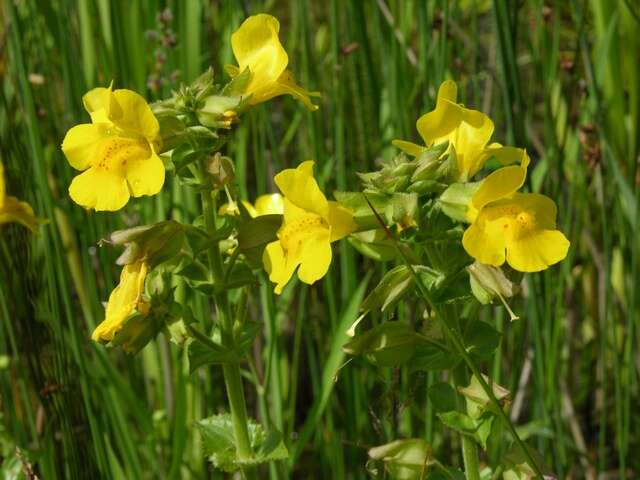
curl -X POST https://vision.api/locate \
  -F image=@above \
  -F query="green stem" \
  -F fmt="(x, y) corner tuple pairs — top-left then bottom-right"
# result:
(453, 368), (481, 480)
(460, 435), (481, 480)
(199, 164), (255, 474)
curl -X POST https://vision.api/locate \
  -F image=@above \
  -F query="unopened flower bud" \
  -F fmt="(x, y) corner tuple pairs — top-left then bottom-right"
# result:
(111, 220), (185, 267)
(206, 153), (236, 189)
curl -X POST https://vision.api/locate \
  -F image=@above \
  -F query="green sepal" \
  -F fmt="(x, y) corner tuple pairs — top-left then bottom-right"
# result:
(343, 321), (421, 367)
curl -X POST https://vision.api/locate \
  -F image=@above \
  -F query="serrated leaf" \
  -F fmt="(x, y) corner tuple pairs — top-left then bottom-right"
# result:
(198, 414), (288, 472)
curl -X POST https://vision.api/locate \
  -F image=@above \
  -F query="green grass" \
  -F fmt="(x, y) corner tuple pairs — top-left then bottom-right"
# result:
(1, 0), (639, 478)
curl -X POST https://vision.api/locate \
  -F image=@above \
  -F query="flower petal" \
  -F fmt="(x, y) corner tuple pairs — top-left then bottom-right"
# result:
(125, 150), (165, 197)
(231, 14), (289, 93)
(254, 193), (284, 216)
(416, 98), (464, 145)
(506, 229), (570, 272)
(61, 123), (110, 170)
(274, 70), (320, 110)
(69, 167), (130, 211)
(274, 161), (329, 219)
(328, 201), (356, 241)
(462, 220), (507, 267)
(263, 240), (298, 295)
(297, 229), (332, 285)
(83, 86), (119, 124)
(452, 109), (494, 178)
(112, 89), (160, 141)
(470, 150), (530, 213)
(391, 139), (427, 157)
(93, 261), (148, 342)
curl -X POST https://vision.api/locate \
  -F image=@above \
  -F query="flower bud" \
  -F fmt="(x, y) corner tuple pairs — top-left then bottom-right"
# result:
(111, 220), (185, 267)
(457, 374), (510, 418)
(206, 153), (236, 189)
(467, 262), (521, 320)
(367, 439), (434, 479)
(438, 182), (480, 222)
(196, 95), (241, 128)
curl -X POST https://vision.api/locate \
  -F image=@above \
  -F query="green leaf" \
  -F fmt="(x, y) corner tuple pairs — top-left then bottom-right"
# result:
(236, 214), (282, 250)
(463, 320), (501, 361)
(409, 343), (459, 372)
(187, 321), (261, 372)
(198, 414), (288, 472)
(343, 321), (420, 367)
(438, 411), (478, 435)
(427, 382), (457, 413)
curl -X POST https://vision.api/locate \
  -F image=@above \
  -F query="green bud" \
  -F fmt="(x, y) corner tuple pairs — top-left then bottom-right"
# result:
(468, 262), (521, 320)
(438, 182), (481, 222)
(196, 95), (241, 128)
(367, 439), (434, 480)
(457, 374), (510, 418)
(343, 321), (419, 367)
(111, 220), (185, 267)
(206, 153), (236, 189)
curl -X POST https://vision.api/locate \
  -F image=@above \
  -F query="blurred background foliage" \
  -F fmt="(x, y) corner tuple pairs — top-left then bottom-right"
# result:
(0, 0), (638, 478)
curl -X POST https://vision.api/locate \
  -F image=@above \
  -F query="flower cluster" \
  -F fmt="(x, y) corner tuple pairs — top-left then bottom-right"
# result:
(394, 80), (569, 273)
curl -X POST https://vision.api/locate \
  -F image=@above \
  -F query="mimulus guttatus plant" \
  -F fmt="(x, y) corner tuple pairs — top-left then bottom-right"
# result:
(62, 85), (164, 211)
(60, 6), (569, 475)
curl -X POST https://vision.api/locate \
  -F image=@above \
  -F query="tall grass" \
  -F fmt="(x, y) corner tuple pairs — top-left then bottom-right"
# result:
(0, 0), (638, 478)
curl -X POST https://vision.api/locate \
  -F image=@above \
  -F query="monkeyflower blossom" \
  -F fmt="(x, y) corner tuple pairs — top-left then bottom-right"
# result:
(263, 161), (356, 294)
(393, 80), (524, 181)
(92, 260), (150, 343)
(229, 14), (320, 110)
(0, 160), (38, 232)
(62, 85), (164, 211)
(462, 152), (570, 272)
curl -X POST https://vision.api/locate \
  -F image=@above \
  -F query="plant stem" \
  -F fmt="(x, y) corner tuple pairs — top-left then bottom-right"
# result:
(460, 435), (481, 480)
(453, 368), (481, 480)
(199, 164), (255, 475)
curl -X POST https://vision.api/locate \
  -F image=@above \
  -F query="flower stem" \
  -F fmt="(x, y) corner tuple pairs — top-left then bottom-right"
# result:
(199, 163), (255, 475)
(453, 368), (481, 480)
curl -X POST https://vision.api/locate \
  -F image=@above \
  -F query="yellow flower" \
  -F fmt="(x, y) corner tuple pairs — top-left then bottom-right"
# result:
(263, 161), (356, 294)
(253, 193), (284, 216)
(62, 85), (164, 211)
(92, 260), (150, 343)
(393, 80), (522, 181)
(0, 159), (38, 232)
(220, 193), (285, 218)
(229, 14), (320, 110)
(462, 152), (570, 272)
